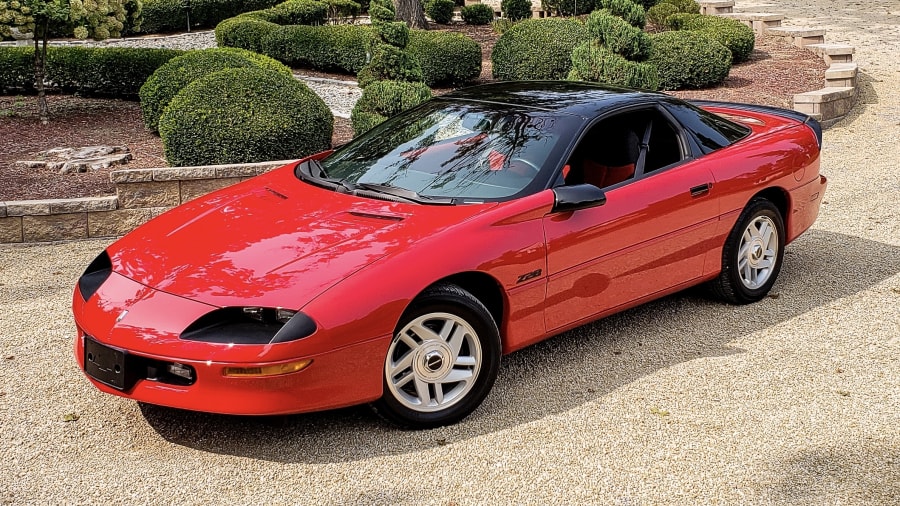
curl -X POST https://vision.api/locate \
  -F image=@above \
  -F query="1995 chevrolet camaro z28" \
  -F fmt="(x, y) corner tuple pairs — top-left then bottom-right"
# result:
(73, 82), (826, 428)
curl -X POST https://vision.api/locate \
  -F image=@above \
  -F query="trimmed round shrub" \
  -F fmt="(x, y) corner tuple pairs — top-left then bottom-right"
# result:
(244, 0), (329, 25)
(351, 80), (432, 135)
(586, 9), (652, 60)
(369, 0), (396, 22)
(664, 11), (701, 29)
(598, 0), (646, 29)
(568, 42), (659, 89)
(139, 47), (291, 133)
(646, 2), (677, 26)
(357, 45), (425, 88)
(407, 29), (481, 86)
(262, 24), (374, 73)
(461, 4), (494, 25)
(501, 0), (531, 21)
(426, 0), (455, 24)
(682, 14), (755, 63)
(663, 0), (699, 14)
(491, 18), (589, 80)
(650, 30), (732, 89)
(215, 17), (279, 53)
(159, 67), (332, 166)
(378, 21), (411, 48)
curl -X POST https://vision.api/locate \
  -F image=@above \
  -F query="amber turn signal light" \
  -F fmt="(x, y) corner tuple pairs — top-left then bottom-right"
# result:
(222, 359), (313, 378)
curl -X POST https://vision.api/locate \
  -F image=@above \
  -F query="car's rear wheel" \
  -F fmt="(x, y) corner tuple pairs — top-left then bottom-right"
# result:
(372, 284), (501, 429)
(710, 198), (786, 304)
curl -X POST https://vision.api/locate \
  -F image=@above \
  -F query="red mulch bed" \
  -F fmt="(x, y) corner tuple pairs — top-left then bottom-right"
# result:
(0, 25), (825, 202)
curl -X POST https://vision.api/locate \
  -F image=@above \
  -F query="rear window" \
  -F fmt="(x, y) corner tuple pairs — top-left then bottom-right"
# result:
(663, 100), (751, 154)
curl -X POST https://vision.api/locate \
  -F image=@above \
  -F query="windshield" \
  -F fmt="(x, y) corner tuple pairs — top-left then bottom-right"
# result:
(316, 100), (580, 203)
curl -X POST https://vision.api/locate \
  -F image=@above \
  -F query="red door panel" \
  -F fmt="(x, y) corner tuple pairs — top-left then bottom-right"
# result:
(542, 162), (719, 331)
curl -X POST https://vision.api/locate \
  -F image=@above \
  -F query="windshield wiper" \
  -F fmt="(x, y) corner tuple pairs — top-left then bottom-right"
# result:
(355, 182), (454, 205)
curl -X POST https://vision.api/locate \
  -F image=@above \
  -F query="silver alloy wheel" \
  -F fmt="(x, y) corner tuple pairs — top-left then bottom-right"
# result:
(738, 215), (779, 290)
(385, 312), (482, 413)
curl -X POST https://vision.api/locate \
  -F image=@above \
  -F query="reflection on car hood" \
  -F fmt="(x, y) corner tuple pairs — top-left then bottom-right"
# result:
(107, 166), (493, 309)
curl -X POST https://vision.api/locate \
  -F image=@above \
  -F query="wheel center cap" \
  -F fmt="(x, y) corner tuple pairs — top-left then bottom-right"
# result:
(414, 341), (453, 381)
(424, 351), (444, 372)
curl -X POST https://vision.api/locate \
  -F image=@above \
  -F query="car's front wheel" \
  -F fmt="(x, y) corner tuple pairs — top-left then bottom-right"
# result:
(372, 284), (501, 429)
(710, 198), (786, 304)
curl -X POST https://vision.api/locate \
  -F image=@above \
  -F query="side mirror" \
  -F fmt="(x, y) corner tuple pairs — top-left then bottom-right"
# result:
(552, 184), (607, 213)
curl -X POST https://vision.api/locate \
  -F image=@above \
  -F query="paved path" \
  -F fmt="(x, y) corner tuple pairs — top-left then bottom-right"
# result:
(1, 2), (898, 503)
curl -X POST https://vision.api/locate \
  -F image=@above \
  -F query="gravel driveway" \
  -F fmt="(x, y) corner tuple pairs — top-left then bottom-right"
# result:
(2, 1), (898, 503)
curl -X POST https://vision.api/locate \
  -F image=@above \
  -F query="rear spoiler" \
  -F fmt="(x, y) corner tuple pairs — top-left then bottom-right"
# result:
(689, 100), (823, 149)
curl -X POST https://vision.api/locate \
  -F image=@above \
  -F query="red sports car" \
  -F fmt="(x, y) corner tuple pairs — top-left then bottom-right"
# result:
(73, 82), (826, 428)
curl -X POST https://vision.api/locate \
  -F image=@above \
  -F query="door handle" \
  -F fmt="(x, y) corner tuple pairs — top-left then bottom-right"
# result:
(690, 183), (711, 197)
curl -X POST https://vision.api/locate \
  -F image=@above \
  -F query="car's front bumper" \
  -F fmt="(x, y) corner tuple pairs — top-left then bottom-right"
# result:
(72, 272), (389, 415)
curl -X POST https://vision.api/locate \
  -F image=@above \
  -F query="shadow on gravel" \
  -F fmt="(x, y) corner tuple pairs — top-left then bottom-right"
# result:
(762, 442), (900, 504)
(140, 230), (899, 463)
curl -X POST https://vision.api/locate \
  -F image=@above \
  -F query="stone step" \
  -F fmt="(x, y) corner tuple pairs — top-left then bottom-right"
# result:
(793, 87), (856, 122)
(720, 12), (783, 34)
(766, 26), (826, 47)
(698, 0), (734, 15)
(825, 62), (859, 88)
(807, 43), (855, 65)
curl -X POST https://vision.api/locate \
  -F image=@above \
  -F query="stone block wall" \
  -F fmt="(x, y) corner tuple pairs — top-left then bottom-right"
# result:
(1, 160), (292, 244)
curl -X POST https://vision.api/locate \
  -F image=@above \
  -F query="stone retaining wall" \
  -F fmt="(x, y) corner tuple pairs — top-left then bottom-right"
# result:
(0, 160), (292, 244)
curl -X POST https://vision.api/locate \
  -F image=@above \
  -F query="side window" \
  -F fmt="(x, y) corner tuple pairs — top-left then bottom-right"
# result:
(643, 115), (683, 174)
(562, 109), (685, 188)
(563, 116), (642, 189)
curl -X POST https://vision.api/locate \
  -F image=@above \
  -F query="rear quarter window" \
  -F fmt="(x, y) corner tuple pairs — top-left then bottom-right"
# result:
(664, 100), (751, 154)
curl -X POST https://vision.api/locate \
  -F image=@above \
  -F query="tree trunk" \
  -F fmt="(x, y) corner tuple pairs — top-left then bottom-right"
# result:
(394, 0), (428, 29)
(34, 19), (50, 124)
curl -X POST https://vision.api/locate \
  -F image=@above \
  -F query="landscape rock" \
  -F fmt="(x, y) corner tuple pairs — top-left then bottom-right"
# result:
(15, 145), (133, 174)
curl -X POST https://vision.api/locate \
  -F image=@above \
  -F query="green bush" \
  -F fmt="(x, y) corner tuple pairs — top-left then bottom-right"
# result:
(378, 21), (410, 47)
(159, 67), (332, 166)
(426, 0), (455, 24)
(662, 0), (698, 14)
(214, 16), (280, 53)
(633, 0), (659, 7)
(369, 0), (395, 22)
(243, 0), (329, 25)
(597, 0), (646, 28)
(568, 41), (658, 89)
(357, 45), (424, 88)
(681, 14), (755, 62)
(321, 0), (362, 19)
(491, 18), (589, 80)
(407, 29), (481, 86)
(261, 24), (374, 73)
(139, 47), (291, 132)
(0, 46), (182, 96)
(541, 0), (595, 16)
(139, 0), (280, 34)
(351, 80), (431, 135)
(646, 2), (677, 25)
(461, 4), (494, 25)
(650, 30), (731, 89)
(501, 0), (531, 21)
(586, 9), (652, 60)
(664, 12), (700, 29)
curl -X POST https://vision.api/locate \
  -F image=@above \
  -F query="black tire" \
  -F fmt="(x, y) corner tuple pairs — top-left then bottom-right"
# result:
(371, 283), (501, 429)
(709, 198), (786, 304)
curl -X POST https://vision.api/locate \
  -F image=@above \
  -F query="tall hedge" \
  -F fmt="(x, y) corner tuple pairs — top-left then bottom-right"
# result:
(139, 0), (281, 34)
(159, 67), (332, 166)
(406, 30), (481, 86)
(649, 30), (731, 89)
(0, 46), (182, 97)
(491, 18), (589, 80)
(261, 24), (375, 73)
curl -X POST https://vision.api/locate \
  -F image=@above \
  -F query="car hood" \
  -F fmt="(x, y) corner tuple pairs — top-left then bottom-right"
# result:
(107, 167), (494, 309)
